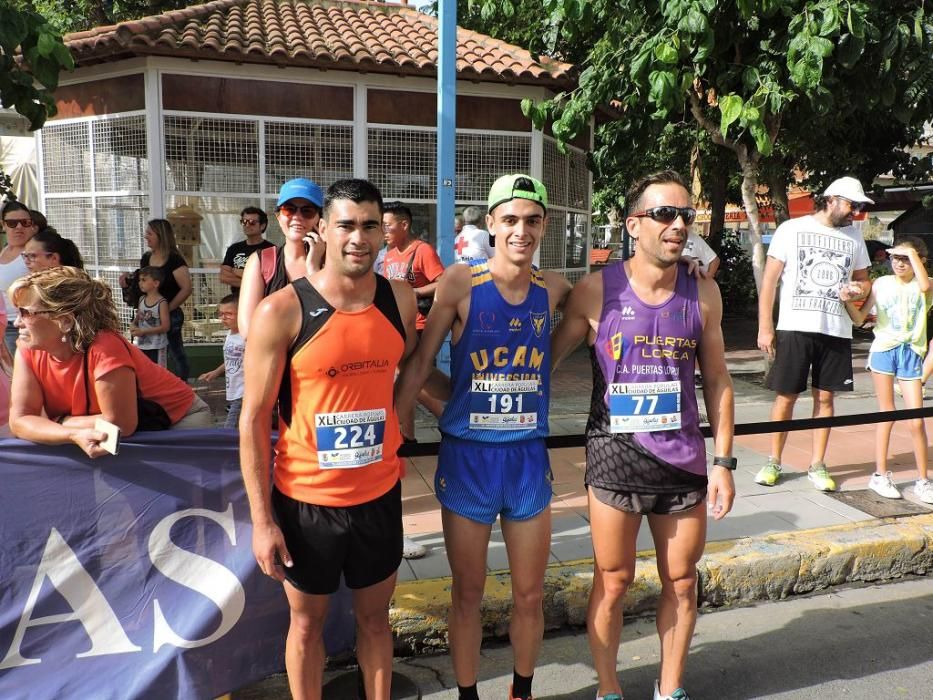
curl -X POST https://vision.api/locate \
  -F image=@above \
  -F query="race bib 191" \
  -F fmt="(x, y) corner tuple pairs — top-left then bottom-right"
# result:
(608, 380), (681, 433)
(315, 409), (386, 469)
(469, 378), (538, 430)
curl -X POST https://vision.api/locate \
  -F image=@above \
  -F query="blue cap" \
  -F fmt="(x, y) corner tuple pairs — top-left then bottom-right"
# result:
(276, 178), (324, 208)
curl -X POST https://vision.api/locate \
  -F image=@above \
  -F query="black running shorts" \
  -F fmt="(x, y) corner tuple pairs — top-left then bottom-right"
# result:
(272, 480), (403, 595)
(765, 330), (854, 394)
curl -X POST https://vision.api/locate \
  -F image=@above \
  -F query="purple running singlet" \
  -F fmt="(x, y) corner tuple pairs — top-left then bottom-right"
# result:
(586, 261), (706, 493)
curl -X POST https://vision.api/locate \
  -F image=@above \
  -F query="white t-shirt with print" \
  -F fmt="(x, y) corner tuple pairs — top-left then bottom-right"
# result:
(767, 214), (870, 339)
(223, 331), (245, 401)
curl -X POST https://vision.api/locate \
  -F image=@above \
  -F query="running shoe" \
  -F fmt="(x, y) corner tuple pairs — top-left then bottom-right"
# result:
(808, 462), (837, 492)
(402, 536), (427, 559)
(653, 680), (690, 700)
(596, 694), (623, 700)
(868, 472), (902, 499)
(754, 459), (782, 486)
(914, 479), (933, 504)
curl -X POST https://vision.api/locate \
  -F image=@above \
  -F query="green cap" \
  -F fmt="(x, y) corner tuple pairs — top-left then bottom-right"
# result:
(487, 174), (548, 215)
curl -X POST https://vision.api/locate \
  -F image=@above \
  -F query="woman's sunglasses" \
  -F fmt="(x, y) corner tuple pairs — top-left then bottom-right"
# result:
(630, 206), (697, 226)
(278, 204), (319, 219)
(3, 218), (33, 229)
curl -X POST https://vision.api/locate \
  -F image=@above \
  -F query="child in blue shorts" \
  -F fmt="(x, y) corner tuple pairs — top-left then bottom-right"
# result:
(845, 237), (933, 503)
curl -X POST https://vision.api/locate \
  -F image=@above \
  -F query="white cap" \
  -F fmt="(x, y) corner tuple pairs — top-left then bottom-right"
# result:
(824, 176), (874, 204)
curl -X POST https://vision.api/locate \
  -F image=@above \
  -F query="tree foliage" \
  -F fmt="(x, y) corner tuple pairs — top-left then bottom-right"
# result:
(480, 0), (933, 289)
(0, 3), (73, 131)
(22, 0), (189, 34)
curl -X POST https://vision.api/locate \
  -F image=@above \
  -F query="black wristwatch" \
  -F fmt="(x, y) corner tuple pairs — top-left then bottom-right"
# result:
(713, 456), (737, 470)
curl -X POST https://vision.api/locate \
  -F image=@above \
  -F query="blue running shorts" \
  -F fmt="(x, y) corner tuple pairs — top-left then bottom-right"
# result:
(436, 435), (552, 525)
(868, 344), (923, 380)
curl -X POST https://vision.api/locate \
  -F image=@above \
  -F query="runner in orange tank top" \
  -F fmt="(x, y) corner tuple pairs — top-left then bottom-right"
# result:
(240, 179), (417, 700)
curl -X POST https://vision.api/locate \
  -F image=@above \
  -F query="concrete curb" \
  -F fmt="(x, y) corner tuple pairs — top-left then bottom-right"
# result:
(389, 514), (933, 654)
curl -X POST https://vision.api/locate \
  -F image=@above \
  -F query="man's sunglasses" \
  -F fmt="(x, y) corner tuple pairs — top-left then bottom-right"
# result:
(3, 218), (33, 228)
(837, 197), (865, 213)
(240, 219), (261, 226)
(278, 204), (319, 218)
(630, 206), (697, 226)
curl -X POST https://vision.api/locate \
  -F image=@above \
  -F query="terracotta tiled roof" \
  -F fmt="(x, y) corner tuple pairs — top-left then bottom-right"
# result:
(64, 0), (574, 87)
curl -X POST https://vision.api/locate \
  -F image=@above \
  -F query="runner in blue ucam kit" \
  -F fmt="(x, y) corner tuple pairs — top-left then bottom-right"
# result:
(396, 175), (571, 700)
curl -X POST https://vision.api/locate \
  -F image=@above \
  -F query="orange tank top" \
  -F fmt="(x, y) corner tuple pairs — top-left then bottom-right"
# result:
(274, 275), (406, 507)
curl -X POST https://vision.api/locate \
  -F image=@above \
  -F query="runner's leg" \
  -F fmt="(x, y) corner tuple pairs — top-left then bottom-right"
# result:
(282, 582), (330, 700)
(442, 507), (493, 687)
(648, 504), (707, 696)
(501, 506), (552, 677)
(352, 572), (399, 700)
(587, 488), (642, 698)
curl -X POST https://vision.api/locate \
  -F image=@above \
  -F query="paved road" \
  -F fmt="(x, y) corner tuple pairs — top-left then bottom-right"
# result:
(235, 577), (933, 699)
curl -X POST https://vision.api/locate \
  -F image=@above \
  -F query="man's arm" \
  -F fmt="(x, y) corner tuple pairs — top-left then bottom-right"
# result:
(219, 245), (241, 287)
(395, 264), (469, 431)
(840, 267), (871, 301)
(219, 265), (243, 287)
(551, 271), (601, 371)
(541, 269), (573, 314)
(239, 288), (300, 580)
(697, 276), (735, 520)
(756, 256), (785, 359)
(414, 243), (446, 298)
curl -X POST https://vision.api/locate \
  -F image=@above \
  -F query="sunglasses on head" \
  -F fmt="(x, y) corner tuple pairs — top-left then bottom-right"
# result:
(630, 206), (697, 226)
(278, 203), (319, 218)
(4, 218), (33, 228)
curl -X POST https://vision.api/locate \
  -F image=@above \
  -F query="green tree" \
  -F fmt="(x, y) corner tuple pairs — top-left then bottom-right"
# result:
(498, 0), (933, 289)
(0, 3), (73, 131)
(23, 0), (189, 35)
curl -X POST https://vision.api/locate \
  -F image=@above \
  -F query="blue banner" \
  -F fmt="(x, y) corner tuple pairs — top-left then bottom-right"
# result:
(0, 430), (295, 700)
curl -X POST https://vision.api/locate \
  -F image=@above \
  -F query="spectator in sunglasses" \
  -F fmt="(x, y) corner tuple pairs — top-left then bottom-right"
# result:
(755, 176), (873, 493)
(1, 201), (40, 354)
(237, 179), (324, 339)
(220, 206), (274, 294)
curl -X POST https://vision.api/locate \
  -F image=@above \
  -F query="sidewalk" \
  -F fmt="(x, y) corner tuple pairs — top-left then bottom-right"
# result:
(389, 333), (933, 648)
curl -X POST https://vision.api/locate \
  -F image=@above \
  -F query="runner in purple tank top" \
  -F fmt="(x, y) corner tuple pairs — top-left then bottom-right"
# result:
(552, 170), (736, 700)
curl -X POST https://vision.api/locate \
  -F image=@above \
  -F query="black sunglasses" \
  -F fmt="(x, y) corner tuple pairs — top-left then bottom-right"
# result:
(630, 206), (697, 226)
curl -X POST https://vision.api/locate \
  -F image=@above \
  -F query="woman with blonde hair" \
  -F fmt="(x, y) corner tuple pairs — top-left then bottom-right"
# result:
(120, 218), (192, 380)
(8, 267), (211, 458)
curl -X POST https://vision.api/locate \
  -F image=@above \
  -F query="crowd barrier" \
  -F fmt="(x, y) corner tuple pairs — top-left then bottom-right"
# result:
(5, 406), (933, 699)
(0, 430), (356, 700)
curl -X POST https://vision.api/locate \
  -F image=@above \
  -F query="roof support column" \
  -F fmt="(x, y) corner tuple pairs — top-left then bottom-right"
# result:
(434, 0), (458, 375)
(144, 64), (165, 219)
(436, 0), (456, 267)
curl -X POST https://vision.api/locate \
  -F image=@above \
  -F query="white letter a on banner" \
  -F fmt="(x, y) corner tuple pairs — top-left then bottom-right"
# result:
(0, 528), (142, 669)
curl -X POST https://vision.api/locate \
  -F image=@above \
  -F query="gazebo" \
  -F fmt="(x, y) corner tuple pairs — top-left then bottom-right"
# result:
(38, 0), (592, 340)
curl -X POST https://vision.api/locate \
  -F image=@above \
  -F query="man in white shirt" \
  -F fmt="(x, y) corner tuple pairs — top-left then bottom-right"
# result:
(756, 176), (872, 491)
(453, 206), (495, 263)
